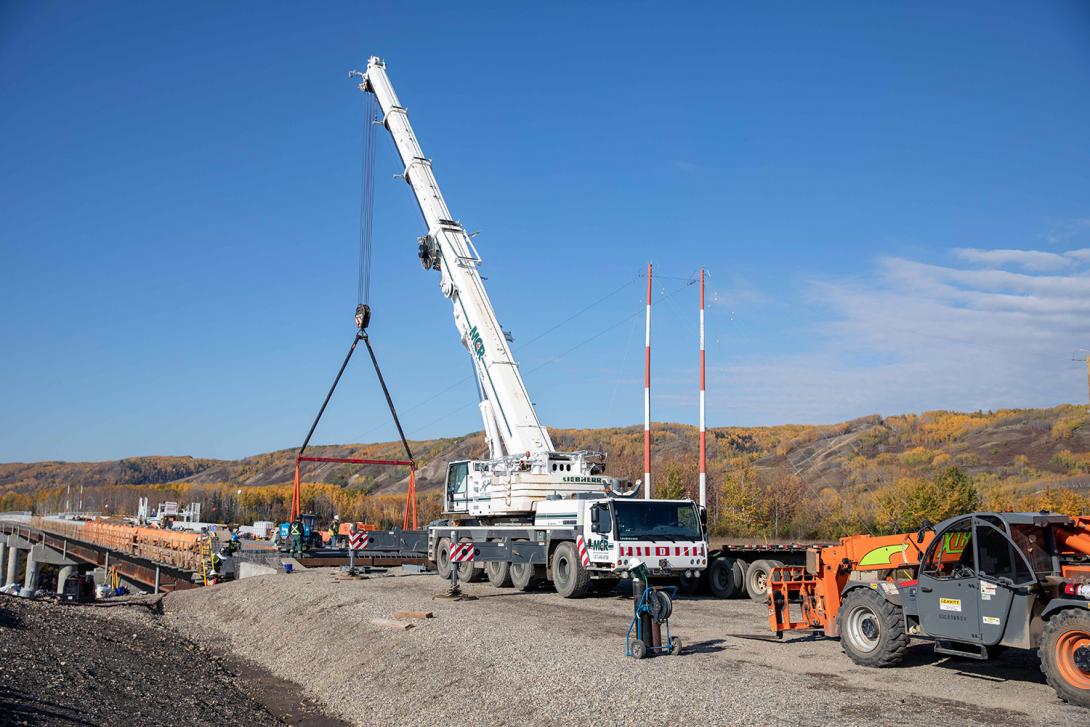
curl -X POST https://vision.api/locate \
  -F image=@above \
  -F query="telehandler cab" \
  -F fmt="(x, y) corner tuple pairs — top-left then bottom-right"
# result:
(768, 512), (1090, 707)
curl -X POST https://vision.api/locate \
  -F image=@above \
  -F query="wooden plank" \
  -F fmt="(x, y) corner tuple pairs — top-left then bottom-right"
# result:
(393, 610), (433, 620)
(370, 618), (415, 630)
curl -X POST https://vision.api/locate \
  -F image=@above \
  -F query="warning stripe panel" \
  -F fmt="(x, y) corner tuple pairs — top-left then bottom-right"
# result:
(449, 542), (475, 563)
(619, 544), (708, 559)
(575, 535), (591, 567)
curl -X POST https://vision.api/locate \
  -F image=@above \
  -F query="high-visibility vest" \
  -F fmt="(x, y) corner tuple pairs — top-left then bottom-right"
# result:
(290, 523), (302, 536)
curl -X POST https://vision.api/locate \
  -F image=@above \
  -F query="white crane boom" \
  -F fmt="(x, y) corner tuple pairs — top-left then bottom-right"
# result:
(359, 57), (553, 459)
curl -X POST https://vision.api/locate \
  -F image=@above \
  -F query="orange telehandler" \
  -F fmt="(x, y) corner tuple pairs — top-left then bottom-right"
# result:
(768, 512), (1090, 707)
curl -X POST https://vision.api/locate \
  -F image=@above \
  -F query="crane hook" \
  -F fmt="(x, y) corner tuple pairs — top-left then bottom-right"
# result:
(355, 303), (371, 331)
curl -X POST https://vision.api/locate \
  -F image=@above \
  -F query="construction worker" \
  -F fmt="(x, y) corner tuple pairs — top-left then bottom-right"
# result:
(289, 518), (304, 560)
(225, 528), (241, 555)
(329, 515), (341, 548)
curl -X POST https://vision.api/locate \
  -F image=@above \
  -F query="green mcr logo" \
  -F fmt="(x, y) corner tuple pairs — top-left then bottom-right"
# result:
(468, 325), (486, 360)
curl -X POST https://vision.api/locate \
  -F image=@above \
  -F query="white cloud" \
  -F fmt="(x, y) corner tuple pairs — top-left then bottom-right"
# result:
(953, 247), (1074, 272)
(704, 244), (1090, 424)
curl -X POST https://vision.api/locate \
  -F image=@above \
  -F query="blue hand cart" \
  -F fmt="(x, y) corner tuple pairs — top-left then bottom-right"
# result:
(626, 583), (682, 658)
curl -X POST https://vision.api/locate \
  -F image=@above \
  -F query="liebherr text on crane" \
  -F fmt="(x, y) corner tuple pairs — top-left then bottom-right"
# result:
(354, 56), (707, 596)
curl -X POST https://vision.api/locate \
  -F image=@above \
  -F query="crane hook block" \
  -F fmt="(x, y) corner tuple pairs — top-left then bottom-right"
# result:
(355, 303), (371, 331)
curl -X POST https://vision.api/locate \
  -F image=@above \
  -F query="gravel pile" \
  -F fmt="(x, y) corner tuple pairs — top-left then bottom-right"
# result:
(0, 595), (283, 726)
(163, 570), (1088, 726)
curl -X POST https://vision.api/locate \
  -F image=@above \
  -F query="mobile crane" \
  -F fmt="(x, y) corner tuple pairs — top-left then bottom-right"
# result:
(767, 511), (1090, 708)
(353, 57), (707, 596)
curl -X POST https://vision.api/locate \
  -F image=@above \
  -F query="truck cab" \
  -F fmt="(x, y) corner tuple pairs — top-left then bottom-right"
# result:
(537, 496), (708, 580)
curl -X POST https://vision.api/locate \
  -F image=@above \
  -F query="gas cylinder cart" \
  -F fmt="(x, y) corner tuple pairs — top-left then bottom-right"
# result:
(625, 558), (682, 658)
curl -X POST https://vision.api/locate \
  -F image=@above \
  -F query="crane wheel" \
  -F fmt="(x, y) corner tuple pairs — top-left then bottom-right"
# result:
(484, 557), (513, 588)
(510, 539), (539, 591)
(745, 559), (784, 601)
(708, 557), (744, 599)
(1040, 608), (1090, 707)
(458, 538), (486, 583)
(435, 537), (452, 580)
(837, 587), (909, 667)
(551, 541), (590, 598)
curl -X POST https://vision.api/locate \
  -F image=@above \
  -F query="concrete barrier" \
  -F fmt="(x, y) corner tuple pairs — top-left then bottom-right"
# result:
(239, 561), (278, 579)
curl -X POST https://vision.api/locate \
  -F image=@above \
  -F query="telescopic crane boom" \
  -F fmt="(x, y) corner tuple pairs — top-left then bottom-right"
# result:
(355, 57), (614, 518)
(356, 57), (550, 460)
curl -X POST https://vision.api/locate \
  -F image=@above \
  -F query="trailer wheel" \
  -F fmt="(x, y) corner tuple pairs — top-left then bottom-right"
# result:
(1040, 608), (1090, 707)
(510, 539), (539, 591)
(837, 587), (909, 668)
(435, 537), (452, 580)
(708, 557), (744, 599)
(744, 559), (783, 601)
(630, 639), (647, 659)
(484, 558), (512, 588)
(552, 541), (590, 598)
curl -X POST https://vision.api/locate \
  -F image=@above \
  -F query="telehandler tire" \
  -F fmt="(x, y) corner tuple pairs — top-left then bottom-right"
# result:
(435, 537), (452, 580)
(552, 541), (590, 598)
(1040, 608), (1090, 708)
(745, 559), (783, 601)
(837, 587), (909, 668)
(708, 557), (744, 599)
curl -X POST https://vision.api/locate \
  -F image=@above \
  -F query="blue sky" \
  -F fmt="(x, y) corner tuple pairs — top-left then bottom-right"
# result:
(2, 1), (1089, 462)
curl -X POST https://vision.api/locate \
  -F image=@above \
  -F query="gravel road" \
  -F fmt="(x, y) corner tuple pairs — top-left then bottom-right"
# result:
(162, 570), (1090, 726)
(0, 595), (284, 726)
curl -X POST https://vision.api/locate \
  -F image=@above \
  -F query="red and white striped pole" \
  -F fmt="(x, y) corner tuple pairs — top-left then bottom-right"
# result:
(644, 262), (652, 499)
(698, 268), (706, 508)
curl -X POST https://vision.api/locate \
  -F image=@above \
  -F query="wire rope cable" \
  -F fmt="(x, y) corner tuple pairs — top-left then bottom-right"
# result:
(357, 92), (378, 306)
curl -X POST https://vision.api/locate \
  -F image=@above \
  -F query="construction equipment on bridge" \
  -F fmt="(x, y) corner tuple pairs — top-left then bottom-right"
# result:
(767, 511), (1090, 708)
(8, 518), (200, 592)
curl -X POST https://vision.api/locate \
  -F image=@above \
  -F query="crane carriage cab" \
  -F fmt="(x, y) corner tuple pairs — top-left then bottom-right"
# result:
(443, 452), (611, 518)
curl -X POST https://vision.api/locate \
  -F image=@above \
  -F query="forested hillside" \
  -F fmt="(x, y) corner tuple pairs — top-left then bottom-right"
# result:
(4, 405), (1090, 538)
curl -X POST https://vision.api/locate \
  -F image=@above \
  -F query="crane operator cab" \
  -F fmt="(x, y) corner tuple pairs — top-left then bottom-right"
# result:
(446, 460), (471, 514)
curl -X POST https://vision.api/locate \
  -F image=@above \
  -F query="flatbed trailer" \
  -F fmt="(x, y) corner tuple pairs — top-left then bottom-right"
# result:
(696, 541), (831, 600)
